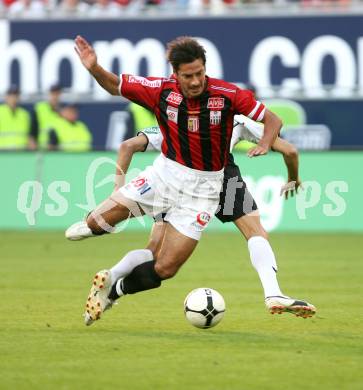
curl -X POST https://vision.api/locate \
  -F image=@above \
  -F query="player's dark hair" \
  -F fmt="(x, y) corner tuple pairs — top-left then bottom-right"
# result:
(166, 36), (206, 72)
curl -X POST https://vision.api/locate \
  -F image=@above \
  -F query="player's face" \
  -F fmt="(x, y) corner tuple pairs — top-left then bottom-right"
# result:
(176, 59), (206, 99)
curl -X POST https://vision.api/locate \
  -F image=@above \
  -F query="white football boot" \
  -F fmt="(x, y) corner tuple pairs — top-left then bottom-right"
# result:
(265, 296), (316, 318)
(84, 270), (113, 326)
(65, 221), (95, 241)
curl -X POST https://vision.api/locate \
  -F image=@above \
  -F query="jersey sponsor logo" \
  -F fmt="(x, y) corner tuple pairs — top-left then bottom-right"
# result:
(131, 177), (151, 195)
(196, 211), (211, 227)
(210, 110), (221, 125)
(207, 97), (225, 109)
(166, 105), (178, 124)
(128, 75), (161, 88)
(142, 126), (160, 135)
(166, 92), (183, 106)
(187, 116), (199, 132)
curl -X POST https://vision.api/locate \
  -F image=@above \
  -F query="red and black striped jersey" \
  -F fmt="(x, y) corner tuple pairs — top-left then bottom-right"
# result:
(119, 74), (265, 171)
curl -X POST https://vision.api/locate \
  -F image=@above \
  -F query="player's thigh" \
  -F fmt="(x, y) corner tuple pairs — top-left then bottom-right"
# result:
(154, 223), (198, 279)
(233, 210), (268, 240)
(146, 221), (167, 257)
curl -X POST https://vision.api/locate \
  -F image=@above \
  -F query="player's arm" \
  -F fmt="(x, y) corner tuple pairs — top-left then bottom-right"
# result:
(272, 137), (302, 199)
(248, 109), (282, 157)
(234, 89), (282, 157)
(74, 35), (120, 96)
(114, 134), (148, 191)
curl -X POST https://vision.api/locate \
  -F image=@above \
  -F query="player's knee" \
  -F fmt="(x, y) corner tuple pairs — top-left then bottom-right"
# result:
(154, 262), (179, 280)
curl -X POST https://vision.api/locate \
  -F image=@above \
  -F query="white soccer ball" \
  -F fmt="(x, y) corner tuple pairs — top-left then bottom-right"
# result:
(184, 288), (226, 329)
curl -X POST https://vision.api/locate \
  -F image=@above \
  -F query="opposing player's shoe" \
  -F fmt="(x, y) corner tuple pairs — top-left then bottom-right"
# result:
(84, 270), (113, 326)
(265, 296), (316, 318)
(65, 221), (94, 241)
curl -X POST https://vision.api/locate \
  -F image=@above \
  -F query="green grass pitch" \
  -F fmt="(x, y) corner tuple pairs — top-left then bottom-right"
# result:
(1, 231), (362, 390)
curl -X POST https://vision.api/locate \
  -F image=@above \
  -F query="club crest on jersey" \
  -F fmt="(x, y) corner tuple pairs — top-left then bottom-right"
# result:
(210, 111), (221, 125)
(166, 105), (178, 124)
(188, 116), (199, 132)
(166, 92), (183, 106)
(207, 97), (224, 109)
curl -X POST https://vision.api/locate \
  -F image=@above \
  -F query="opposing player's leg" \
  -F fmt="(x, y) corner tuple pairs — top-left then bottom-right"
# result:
(217, 157), (316, 318)
(233, 211), (282, 298)
(233, 213), (315, 318)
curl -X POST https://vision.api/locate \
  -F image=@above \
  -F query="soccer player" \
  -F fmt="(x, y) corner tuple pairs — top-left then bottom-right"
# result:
(69, 35), (312, 325)
(70, 118), (315, 323)
(76, 118), (314, 324)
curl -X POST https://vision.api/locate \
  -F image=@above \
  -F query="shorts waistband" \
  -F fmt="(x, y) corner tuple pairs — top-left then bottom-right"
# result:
(157, 154), (224, 179)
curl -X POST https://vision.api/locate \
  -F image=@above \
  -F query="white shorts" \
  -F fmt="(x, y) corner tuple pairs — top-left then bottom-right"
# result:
(118, 154), (224, 240)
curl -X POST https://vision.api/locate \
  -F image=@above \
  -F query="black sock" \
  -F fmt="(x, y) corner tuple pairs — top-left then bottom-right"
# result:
(108, 279), (123, 301)
(108, 260), (162, 300)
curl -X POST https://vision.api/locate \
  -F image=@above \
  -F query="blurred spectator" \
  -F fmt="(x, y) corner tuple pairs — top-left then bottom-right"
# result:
(114, 0), (131, 7)
(188, 0), (236, 13)
(48, 103), (92, 151)
(128, 102), (158, 135)
(88, 0), (123, 17)
(57, 0), (89, 15)
(3, 0), (17, 6)
(7, 0), (47, 17)
(0, 86), (31, 151)
(30, 83), (63, 150)
(144, 0), (161, 6)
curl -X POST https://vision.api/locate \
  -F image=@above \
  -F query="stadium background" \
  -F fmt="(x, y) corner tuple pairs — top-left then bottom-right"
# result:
(1, 14), (363, 232)
(1, 5), (362, 390)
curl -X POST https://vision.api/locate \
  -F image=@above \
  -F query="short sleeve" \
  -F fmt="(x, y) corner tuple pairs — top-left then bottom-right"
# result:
(138, 126), (163, 152)
(234, 88), (265, 122)
(234, 114), (264, 144)
(119, 74), (163, 112)
(230, 123), (243, 152)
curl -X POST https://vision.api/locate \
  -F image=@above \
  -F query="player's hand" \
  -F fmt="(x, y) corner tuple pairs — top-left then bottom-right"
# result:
(280, 178), (303, 199)
(247, 144), (269, 158)
(74, 35), (97, 71)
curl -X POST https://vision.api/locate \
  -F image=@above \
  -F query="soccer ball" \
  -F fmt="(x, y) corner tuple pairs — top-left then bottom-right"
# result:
(184, 288), (226, 329)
